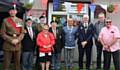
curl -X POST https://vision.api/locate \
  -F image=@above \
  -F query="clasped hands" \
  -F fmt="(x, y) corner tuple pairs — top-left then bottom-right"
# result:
(81, 41), (87, 48)
(12, 39), (19, 45)
(43, 45), (52, 49)
(103, 44), (111, 51)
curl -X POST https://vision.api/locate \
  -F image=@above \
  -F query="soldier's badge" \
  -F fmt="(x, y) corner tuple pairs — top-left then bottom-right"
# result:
(16, 22), (22, 27)
(13, 34), (17, 37)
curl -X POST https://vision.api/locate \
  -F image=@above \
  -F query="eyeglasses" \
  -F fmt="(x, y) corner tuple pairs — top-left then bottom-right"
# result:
(44, 29), (49, 30)
(99, 16), (104, 18)
(106, 21), (112, 23)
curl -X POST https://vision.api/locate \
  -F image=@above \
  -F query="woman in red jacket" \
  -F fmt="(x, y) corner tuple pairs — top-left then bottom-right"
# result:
(37, 24), (55, 70)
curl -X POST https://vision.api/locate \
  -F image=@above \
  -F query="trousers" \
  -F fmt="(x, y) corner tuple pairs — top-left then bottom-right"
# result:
(3, 50), (21, 70)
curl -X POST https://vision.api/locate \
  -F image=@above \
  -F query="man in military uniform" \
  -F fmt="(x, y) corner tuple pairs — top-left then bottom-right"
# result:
(1, 7), (24, 70)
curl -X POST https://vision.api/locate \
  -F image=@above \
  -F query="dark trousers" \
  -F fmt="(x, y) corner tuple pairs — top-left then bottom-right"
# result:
(3, 50), (21, 70)
(35, 47), (40, 70)
(21, 52), (34, 70)
(51, 52), (61, 70)
(103, 50), (120, 70)
(95, 41), (103, 69)
(78, 44), (92, 70)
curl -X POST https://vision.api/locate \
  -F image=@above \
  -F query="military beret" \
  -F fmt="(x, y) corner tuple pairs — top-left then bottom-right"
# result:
(50, 21), (57, 24)
(39, 16), (45, 19)
(9, 6), (15, 10)
(25, 18), (32, 22)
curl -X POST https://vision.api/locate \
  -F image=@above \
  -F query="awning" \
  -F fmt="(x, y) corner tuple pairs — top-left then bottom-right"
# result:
(0, 0), (24, 12)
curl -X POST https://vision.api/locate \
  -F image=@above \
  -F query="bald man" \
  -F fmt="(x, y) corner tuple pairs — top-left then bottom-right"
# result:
(98, 18), (120, 70)
(77, 14), (95, 70)
(94, 13), (106, 70)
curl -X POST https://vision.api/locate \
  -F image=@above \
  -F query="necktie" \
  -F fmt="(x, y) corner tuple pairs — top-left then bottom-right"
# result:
(84, 23), (88, 28)
(28, 27), (33, 39)
(53, 29), (56, 38)
(84, 23), (88, 33)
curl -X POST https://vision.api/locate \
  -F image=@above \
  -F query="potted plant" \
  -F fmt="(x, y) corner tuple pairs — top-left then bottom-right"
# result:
(107, 4), (114, 13)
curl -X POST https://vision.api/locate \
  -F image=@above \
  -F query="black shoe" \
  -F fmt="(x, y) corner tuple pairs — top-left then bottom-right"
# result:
(96, 68), (102, 70)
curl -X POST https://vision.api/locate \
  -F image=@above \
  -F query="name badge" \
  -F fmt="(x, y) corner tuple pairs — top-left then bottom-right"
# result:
(16, 22), (22, 27)
(39, 52), (45, 57)
(48, 52), (51, 56)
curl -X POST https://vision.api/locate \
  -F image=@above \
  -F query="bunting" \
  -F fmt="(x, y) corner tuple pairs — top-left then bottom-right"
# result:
(90, 4), (119, 13)
(90, 4), (96, 12)
(64, 2), (72, 13)
(77, 3), (83, 13)
(41, 0), (48, 9)
(53, 0), (59, 11)
(114, 4), (119, 13)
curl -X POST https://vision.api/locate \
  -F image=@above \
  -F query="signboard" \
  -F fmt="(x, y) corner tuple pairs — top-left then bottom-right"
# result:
(64, 2), (88, 14)
(49, 0), (91, 3)
(66, 0), (91, 2)
(53, 0), (59, 11)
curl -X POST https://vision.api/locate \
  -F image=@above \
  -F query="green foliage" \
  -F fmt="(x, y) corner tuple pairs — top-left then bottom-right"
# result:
(23, 3), (33, 10)
(107, 4), (114, 13)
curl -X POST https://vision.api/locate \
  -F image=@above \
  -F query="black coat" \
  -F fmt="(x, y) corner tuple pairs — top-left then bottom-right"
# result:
(49, 27), (63, 53)
(77, 22), (95, 46)
(22, 26), (36, 52)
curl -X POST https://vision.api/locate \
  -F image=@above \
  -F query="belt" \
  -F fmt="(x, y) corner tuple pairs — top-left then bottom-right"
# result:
(6, 33), (20, 37)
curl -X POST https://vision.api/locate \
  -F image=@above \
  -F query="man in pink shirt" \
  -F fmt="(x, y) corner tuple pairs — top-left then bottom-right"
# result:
(99, 18), (120, 70)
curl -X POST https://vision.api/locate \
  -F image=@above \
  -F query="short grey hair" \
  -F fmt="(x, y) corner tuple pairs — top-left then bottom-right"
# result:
(83, 14), (89, 19)
(98, 13), (105, 17)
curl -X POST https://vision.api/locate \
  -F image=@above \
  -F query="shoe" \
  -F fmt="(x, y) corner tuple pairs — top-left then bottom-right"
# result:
(96, 67), (102, 70)
(70, 67), (74, 70)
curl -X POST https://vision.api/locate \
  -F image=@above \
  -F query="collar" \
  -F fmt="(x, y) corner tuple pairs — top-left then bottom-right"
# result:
(67, 25), (73, 30)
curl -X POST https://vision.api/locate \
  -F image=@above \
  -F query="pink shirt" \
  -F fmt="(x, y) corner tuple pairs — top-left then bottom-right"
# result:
(99, 25), (120, 52)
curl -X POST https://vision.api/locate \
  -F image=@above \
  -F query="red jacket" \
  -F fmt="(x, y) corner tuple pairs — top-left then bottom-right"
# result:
(37, 31), (55, 53)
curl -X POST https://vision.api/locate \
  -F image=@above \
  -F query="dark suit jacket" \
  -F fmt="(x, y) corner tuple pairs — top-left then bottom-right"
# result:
(49, 27), (62, 53)
(22, 26), (36, 52)
(33, 23), (43, 36)
(77, 22), (95, 46)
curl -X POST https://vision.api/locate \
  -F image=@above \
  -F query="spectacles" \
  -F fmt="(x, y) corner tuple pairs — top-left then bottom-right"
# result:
(44, 29), (48, 30)
(106, 21), (112, 23)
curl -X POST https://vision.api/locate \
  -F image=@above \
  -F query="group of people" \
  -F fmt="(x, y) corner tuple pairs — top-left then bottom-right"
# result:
(0, 6), (120, 70)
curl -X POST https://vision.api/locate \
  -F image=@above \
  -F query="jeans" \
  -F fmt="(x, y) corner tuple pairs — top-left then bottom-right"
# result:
(103, 50), (120, 70)
(64, 48), (75, 70)
(51, 52), (61, 70)
(21, 52), (34, 70)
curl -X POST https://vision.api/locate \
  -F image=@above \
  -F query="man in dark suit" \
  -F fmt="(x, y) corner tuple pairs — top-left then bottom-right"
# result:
(77, 14), (95, 70)
(21, 18), (36, 70)
(49, 21), (63, 70)
(1, 7), (24, 70)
